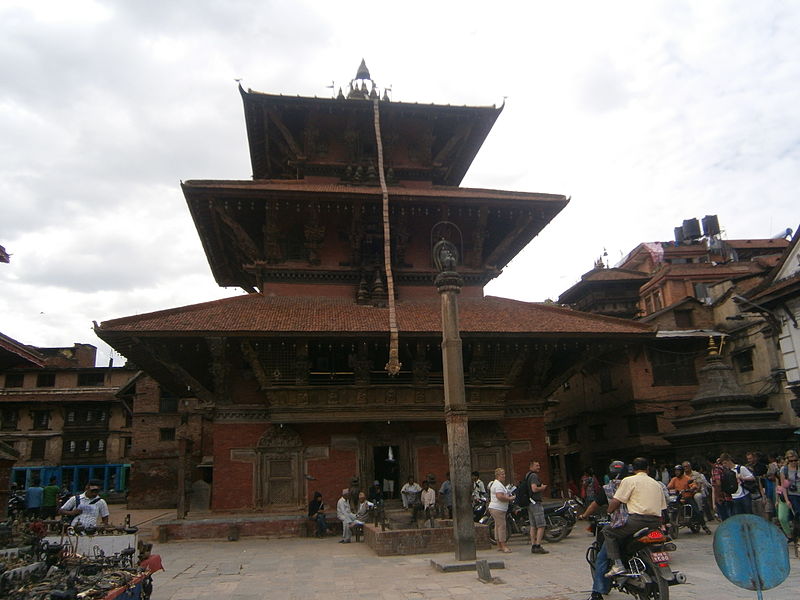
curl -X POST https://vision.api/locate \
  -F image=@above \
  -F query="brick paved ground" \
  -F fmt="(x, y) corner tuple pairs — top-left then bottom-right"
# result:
(143, 520), (798, 600)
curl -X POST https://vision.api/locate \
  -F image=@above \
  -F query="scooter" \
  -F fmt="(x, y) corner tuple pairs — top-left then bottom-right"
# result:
(586, 517), (684, 600)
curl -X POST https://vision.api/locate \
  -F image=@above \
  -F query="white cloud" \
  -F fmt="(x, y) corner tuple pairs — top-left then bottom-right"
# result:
(1, 1), (798, 362)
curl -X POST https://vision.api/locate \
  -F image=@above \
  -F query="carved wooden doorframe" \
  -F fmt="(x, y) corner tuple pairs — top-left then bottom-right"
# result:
(254, 425), (303, 508)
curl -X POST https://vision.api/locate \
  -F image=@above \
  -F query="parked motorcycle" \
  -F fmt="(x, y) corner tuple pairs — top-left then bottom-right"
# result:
(7, 490), (25, 519)
(472, 497), (488, 522)
(480, 487), (581, 544)
(586, 517), (684, 600)
(665, 492), (699, 538)
(543, 497), (583, 542)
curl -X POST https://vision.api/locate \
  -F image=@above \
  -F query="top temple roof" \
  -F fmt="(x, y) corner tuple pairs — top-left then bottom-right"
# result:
(239, 85), (503, 186)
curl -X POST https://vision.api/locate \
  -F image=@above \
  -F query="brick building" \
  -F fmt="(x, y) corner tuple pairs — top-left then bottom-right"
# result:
(96, 63), (658, 513)
(549, 219), (795, 481)
(0, 334), (134, 492)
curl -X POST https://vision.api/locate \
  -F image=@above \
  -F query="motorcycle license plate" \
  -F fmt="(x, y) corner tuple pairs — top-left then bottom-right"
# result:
(650, 551), (670, 563)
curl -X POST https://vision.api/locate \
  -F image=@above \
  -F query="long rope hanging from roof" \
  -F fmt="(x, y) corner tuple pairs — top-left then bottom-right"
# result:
(372, 97), (401, 376)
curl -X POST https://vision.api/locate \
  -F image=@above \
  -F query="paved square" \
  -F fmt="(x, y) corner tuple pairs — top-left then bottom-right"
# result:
(149, 523), (797, 600)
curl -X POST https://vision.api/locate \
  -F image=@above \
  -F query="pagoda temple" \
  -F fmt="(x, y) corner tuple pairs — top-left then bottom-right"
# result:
(96, 62), (654, 512)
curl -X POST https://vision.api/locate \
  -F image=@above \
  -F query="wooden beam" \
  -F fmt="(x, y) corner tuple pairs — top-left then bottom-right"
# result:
(206, 337), (229, 404)
(484, 213), (534, 267)
(266, 108), (305, 159)
(432, 122), (472, 166)
(241, 341), (271, 392)
(134, 338), (217, 406)
(213, 206), (262, 262)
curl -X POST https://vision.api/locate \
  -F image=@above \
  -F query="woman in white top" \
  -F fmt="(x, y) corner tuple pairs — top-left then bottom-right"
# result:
(488, 467), (515, 553)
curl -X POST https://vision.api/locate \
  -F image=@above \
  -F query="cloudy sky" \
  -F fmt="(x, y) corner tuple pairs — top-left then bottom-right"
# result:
(1, 1), (798, 365)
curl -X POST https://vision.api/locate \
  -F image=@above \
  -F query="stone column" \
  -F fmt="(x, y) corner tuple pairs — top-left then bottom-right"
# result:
(434, 240), (476, 561)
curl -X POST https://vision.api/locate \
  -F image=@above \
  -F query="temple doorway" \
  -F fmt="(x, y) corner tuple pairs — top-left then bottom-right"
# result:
(373, 445), (399, 499)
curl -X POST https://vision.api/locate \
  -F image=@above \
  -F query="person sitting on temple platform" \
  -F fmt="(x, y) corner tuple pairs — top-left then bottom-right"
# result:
(420, 480), (437, 527)
(367, 480), (383, 504)
(308, 491), (328, 538)
(354, 491), (374, 524)
(336, 489), (357, 544)
(401, 477), (421, 509)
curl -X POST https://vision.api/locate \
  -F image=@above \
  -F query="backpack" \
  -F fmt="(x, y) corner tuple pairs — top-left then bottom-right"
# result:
(735, 466), (759, 495)
(720, 467), (738, 495)
(516, 472), (532, 507)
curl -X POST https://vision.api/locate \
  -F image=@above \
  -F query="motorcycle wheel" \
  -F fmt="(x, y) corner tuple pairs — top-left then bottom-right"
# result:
(483, 515), (497, 544)
(668, 512), (680, 539)
(688, 523), (700, 534)
(544, 515), (569, 543)
(634, 552), (669, 600)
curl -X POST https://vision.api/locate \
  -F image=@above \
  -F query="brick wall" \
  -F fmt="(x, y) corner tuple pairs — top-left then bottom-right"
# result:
(364, 523), (491, 556)
(211, 423), (266, 510)
(306, 446), (358, 508)
(416, 444), (449, 484)
(503, 416), (549, 485)
(128, 458), (179, 508)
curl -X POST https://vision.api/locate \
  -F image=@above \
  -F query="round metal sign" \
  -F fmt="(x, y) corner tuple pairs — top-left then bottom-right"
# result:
(713, 514), (789, 592)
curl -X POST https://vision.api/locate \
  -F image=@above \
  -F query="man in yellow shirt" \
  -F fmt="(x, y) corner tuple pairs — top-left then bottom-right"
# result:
(603, 457), (666, 577)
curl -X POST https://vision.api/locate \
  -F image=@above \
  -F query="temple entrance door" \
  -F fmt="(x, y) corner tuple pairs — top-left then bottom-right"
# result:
(373, 445), (399, 499)
(254, 425), (303, 508)
(260, 453), (299, 506)
(472, 449), (503, 484)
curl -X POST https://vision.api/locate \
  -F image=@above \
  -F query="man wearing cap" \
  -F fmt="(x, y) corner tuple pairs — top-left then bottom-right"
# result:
(58, 479), (110, 528)
(336, 489), (357, 543)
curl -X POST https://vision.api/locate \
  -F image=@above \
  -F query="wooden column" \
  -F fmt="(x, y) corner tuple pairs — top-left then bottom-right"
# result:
(434, 240), (476, 561)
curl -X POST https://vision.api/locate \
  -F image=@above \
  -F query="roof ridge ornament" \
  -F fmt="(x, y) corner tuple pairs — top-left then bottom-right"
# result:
(355, 58), (371, 81)
(345, 59), (390, 101)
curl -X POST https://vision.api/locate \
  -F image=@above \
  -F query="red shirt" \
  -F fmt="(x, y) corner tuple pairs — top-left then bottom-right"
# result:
(711, 463), (733, 502)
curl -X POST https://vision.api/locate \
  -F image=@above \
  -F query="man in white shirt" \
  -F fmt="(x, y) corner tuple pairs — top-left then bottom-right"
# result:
(400, 477), (421, 509)
(336, 489), (357, 543)
(58, 479), (110, 528)
(720, 453), (755, 515)
(471, 471), (487, 502)
(602, 457), (666, 577)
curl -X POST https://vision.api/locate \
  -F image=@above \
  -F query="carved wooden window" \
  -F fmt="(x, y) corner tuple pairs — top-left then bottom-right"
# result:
(36, 373), (56, 387)
(649, 348), (697, 386)
(733, 348), (754, 373)
(77, 372), (105, 387)
(264, 457), (295, 504)
(4, 373), (24, 388)
(30, 438), (46, 460)
(259, 343), (296, 385)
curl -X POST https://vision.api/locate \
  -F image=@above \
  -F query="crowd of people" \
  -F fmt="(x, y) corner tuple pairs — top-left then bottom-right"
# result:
(308, 472), (455, 543)
(10, 478), (111, 528)
(574, 449), (800, 600)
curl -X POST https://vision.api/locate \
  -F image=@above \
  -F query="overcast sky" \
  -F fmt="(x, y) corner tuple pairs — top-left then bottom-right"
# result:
(1, 1), (798, 366)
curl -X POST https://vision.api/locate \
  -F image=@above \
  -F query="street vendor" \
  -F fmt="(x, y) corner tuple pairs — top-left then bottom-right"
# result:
(58, 479), (110, 527)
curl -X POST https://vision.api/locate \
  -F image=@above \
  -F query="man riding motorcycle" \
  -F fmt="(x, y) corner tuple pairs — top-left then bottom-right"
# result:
(578, 460), (628, 600)
(602, 457), (666, 578)
(667, 464), (711, 535)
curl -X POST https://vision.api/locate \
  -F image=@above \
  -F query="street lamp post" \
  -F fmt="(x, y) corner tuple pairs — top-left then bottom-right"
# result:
(434, 239), (476, 561)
